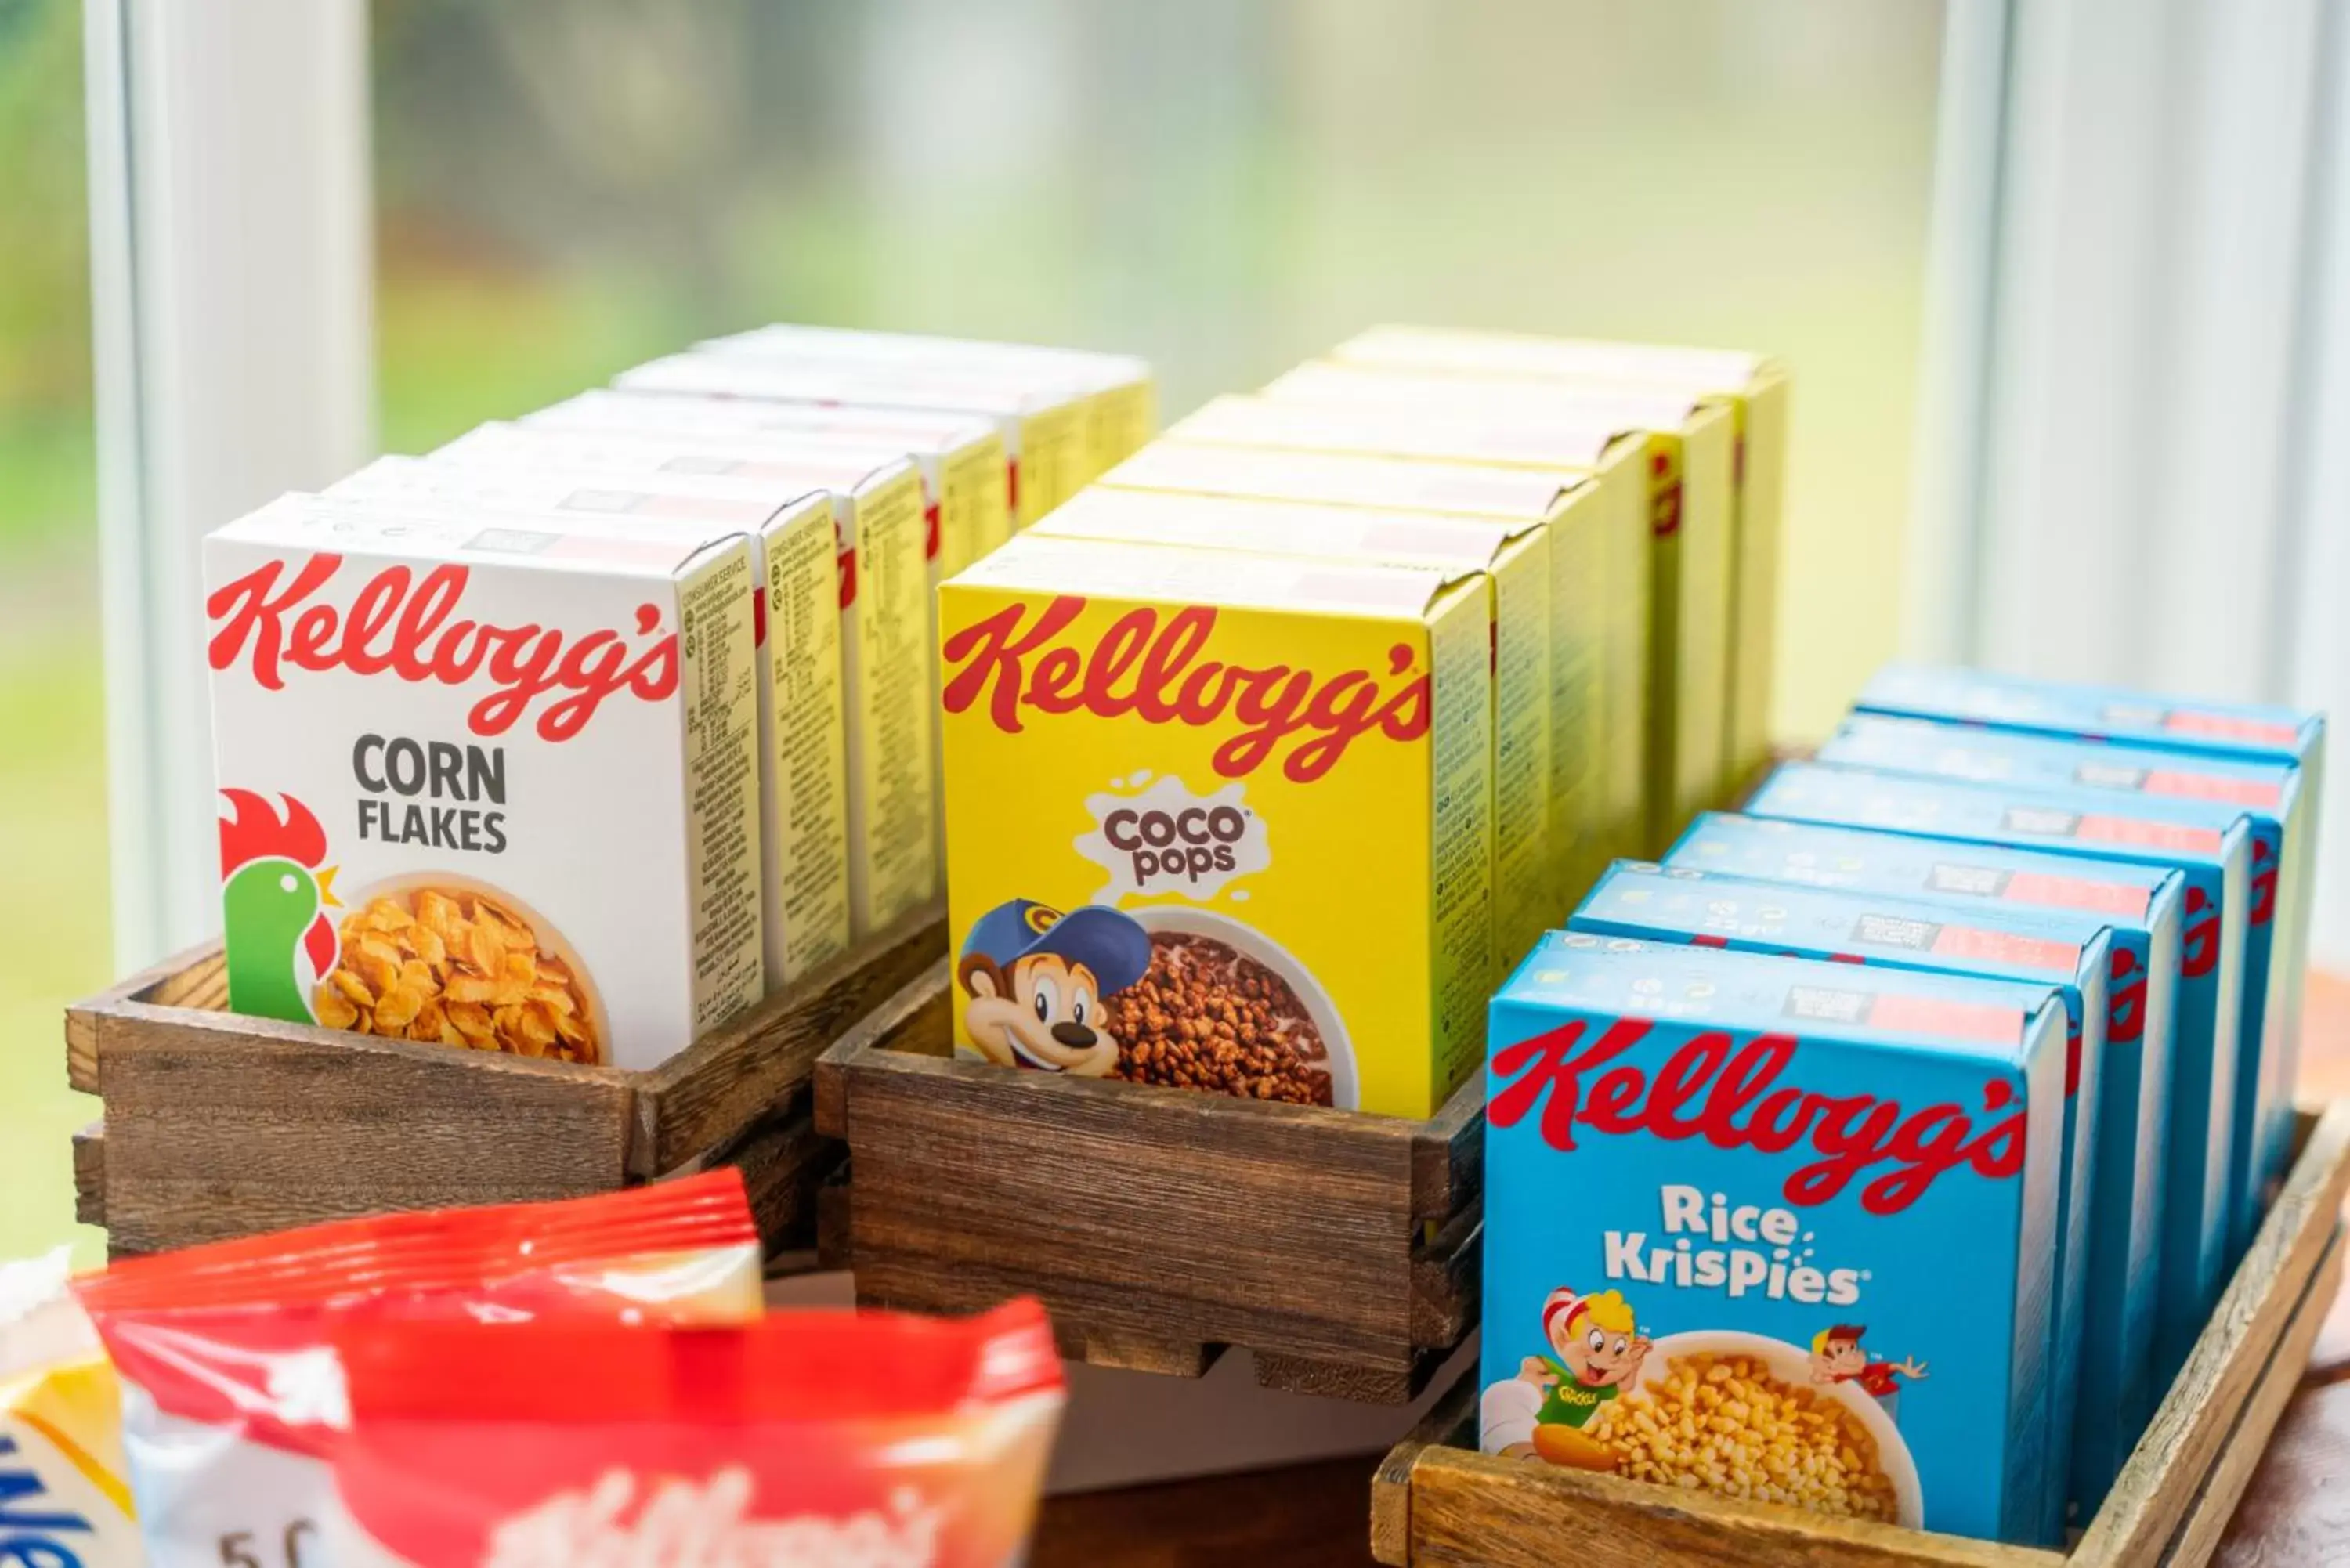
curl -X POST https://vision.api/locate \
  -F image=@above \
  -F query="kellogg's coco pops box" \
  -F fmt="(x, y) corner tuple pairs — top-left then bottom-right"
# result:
(321, 459), (855, 988)
(204, 497), (765, 1070)
(1853, 669), (2326, 1232)
(1481, 933), (2068, 1545)
(938, 532), (1495, 1117)
(1662, 811), (2182, 1508)
(428, 424), (937, 938)
(1745, 762), (2254, 1383)
(1570, 861), (2118, 1534)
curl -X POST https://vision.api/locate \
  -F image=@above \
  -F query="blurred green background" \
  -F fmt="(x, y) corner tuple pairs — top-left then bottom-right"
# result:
(0, 0), (1943, 1260)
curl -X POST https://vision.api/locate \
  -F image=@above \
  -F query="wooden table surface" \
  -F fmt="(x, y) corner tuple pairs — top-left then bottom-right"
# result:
(1033, 971), (2350, 1567)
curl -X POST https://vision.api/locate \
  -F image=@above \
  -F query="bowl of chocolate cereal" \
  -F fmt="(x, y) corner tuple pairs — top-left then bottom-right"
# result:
(1099, 907), (1355, 1110)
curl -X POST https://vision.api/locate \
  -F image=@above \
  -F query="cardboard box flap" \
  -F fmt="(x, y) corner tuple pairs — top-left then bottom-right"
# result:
(1037, 488), (1530, 573)
(616, 352), (1080, 417)
(210, 494), (738, 580)
(527, 388), (998, 452)
(1338, 323), (1779, 392)
(1263, 360), (1706, 442)
(1102, 441), (1583, 522)
(433, 423), (916, 501)
(947, 529), (1473, 620)
(1169, 392), (1628, 471)
(703, 323), (1150, 392)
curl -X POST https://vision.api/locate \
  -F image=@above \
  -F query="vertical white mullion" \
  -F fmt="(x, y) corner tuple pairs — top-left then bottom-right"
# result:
(84, 0), (375, 970)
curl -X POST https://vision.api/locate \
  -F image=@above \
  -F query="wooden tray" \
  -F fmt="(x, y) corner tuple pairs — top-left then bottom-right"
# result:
(814, 965), (1484, 1403)
(65, 905), (944, 1257)
(1369, 1100), (2350, 1567)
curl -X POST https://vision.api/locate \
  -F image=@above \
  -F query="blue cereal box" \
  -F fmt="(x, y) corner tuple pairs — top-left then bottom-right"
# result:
(1663, 811), (2181, 1507)
(1482, 934), (2068, 1545)
(1745, 762), (2253, 1383)
(1848, 673), (2325, 1234)
(1571, 861), (2113, 1534)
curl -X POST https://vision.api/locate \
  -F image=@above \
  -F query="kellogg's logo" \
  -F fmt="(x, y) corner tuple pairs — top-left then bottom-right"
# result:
(482, 1469), (941, 1568)
(208, 554), (678, 742)
(941, 596), (1430, 782)
(0, 1434), (99, 1566)
(1489, 1017), (2026, 1215)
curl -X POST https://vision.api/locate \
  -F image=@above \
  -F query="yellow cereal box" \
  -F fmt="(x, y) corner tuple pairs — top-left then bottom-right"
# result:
(699, 323), (1156, 482)
(616, 352), (1090, 528)
(428, 425), (936, 938)
(1331, 327), (1788, 795)
(1098, 439), (1647, 903)
(938, 532), (1495, 1118)
(1032, 486), (1550, 971)
(324, 457), (854, 988)
(1260, 360), (1731, 851)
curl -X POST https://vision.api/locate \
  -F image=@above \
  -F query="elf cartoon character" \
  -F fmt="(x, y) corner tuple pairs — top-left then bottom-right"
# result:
(218, 789), (341, 1024)
(1810, 1324), (1929, 1403)
(1481, 1287), (1652, 1469)
(954, 899), (1152, 1077)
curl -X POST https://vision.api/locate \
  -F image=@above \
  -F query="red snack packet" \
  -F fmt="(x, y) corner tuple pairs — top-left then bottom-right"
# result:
(327, 1299), (1064, 1567)
(74, 1170), (762, 1567)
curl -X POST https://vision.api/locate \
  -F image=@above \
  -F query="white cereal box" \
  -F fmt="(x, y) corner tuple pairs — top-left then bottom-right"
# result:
(324, 457), (853, 988)
(428, 425), (938, 938)
(204, 497), (765, 1071)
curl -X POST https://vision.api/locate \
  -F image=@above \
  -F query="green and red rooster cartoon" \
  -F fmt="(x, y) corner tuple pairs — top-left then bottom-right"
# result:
(219, 789), (342, 1024)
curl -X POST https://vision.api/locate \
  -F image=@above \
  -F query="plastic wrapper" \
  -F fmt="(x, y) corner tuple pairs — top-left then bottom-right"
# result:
(74, 1169), (762, 1567)
(328, 1299), (1065, 1568)
(2, 1248), (139, 1564)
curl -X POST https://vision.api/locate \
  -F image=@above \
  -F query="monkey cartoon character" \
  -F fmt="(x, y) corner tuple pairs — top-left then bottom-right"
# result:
(956, 899), (1152, 1077)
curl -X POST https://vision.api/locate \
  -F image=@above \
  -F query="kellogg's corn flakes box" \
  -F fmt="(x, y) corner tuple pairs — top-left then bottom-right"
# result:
(1745, 762), (2254, 1384)
(938, 532), (1495, 1118)
(616, 351), (1091, 526)
(699, 321), (1155, 482)
(1482, 933), (2067, 1545)
(1571, 862), (2119, 1534)
(322, 458), (854, 988)
(1097, 438), (1647, 891)
(1855, 667), (2327, 1236)
(1663, 811), (2182, 1510)
(428, 424), (936, 938)
(205, 497), (765, 1071)
(1329, 326), (1788, 793)
(1030, 487), (1556, 966)
(1260, 359), (1726, 847)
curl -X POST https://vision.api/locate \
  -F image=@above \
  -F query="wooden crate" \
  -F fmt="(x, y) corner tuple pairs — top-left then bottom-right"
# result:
(814, 965), (1484, 1403)
(1369, 1100), (2350, 1568)
(65, 905), (944, 1257)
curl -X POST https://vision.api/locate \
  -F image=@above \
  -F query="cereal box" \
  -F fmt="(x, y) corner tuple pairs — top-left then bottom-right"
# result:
(204, 497), (764, 1070)
(1030, 487), (1555, 968)
(1662, 811), (2182, 1508)
(1571, 862), (2117, 1534)
(1822, 710), (2306, 1253)
(1260, 359), (1730, 845)
(522, 387), (1013, 569)
(322, 458), (853, 988)
(1097, 439), (1647, 887)
(1745, 762), (2254, 1382)
(938, 532), (1495, 1118)
(1330, 326), (1788, 790)
(1482, 932), (2068, 1544)
(700, 321), (1155, 481)
(616, 351), (1091, 526)
(1856, 667), (2327, 1230)
(428, 424), (937, 938)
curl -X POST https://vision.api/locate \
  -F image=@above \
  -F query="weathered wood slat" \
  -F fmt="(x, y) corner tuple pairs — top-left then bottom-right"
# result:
(71, 1121), (104, 1229)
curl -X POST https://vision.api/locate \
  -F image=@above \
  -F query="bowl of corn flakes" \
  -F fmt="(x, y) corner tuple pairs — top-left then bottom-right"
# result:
(1585, 1330), (1923, 1528)
(313, 873), (606, 1066)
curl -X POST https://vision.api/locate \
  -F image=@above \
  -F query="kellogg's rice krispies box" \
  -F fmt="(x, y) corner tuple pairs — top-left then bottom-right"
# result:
(1571, 861), (2117, 1534)
(428, 424), (937, 938)
(1482, 932), (2066, 1545)
(938, 532), (1495, 1118)
(205, 497), (765, 1071)
(1029, 487), (1557, 968)
(1746, 762), (2253, 1383)
(1329, 326), (1788, 792)
(1663, 811), (2181, 1508)
(1822, 710), (2305, 1253)
(616, 352), (1091, 527)
(1260, 358), (1729, 847)
(1855, 667), (2326, 1234)
(322, 458), (854, 989)
(1097, 439), (1647, 891)
(698, 322), (1155, 482)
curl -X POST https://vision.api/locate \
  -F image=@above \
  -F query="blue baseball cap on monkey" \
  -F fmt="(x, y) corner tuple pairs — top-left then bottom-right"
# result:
(959, 899), (1153, 995)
